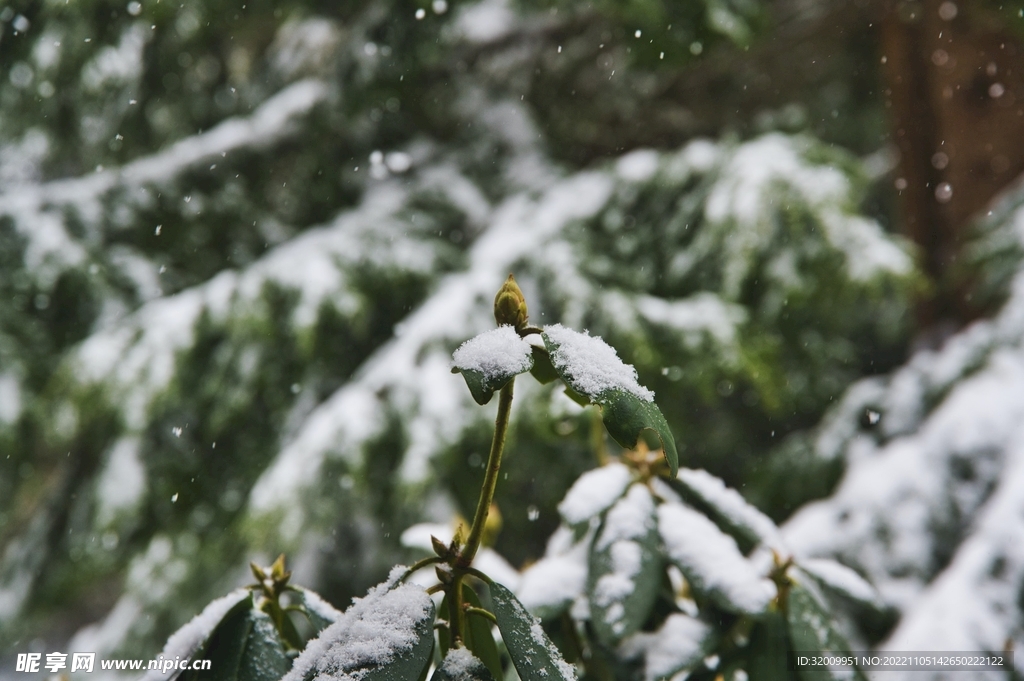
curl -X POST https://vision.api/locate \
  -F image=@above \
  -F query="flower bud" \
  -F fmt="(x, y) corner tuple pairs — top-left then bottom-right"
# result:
(494, 274), (528, 329)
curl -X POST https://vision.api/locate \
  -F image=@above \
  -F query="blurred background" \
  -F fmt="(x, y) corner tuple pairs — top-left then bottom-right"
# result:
(1, 0), (1024, 675)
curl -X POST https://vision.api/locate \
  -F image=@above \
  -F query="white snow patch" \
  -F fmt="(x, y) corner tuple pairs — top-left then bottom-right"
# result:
(455, 0), (517, 43)
(616, 149), (660, 182)
(634, 293), (746, 352)
(619, 613), (710, 681)
(658, 504), (775, 614)
(0, 372), (22, 424)
(285, 567), (433, 681)
(596, 484), (654, 551)
(517, 554), (588, 616)
(676, 468), (782, 548)
(95, 437), (147, 525)
(543, 325), (653, 402)
(558, 463), (633, 526)
(517, 525), (592, 615)
(879, 437), (1024, 671)
(799, 559), (880, 607)
(81, 22), (148, 92)
(439, 648), (488, 681)
(298, 587), (343, 624)
(452, 325), (533, 380)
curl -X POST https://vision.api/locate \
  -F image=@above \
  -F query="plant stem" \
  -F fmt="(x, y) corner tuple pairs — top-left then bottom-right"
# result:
(449, 578), (465, 644)
(460, 378), (515, 566)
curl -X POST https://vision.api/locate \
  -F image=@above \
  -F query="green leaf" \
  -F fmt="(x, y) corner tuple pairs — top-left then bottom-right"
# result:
(657, 503), (775, 615)
(670, 468), (780, 553)
(452, 328), (534, 405)
(437, 589), (504, 681)
(432, 649), (497, 681)
(529, 345), (559, 384)
(457, 369), (514, 406)
(290, 581), (436, 681)
(540, 326), (677, 476)
(795, 561), (885, 613)
(786, 582), (867, 681)
(462, 588), (504, 681)
(488, 582), (576, 681)
(180, 594), (290, 681)
(599, 389), (678, 477)
(292, 586), (342, 635)
(236, 614), (292, 681)
(417, 639), (435, 681)
(587, 484), (662, 645)
(743, 608), (790, 681)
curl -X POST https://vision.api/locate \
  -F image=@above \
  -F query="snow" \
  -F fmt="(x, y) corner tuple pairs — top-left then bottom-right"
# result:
(284, 567), (433, 681)
(95, 436), (147, 525)
(140, 589), (249, 681)
(557, 463), (633, 526)
(619, 613), (710, 681)
(596, 484), (654, 551)
(439, 648), (488, 681)
(249, 170), (615, 534)
(455, 0), (517, 43)
(798, 559), (880, 607)
(0, 77), (327, 290)
(452, 326), (533, 380)
(615, 149), (660, 183)
(695, 133), (911, 299)
(592, 485), (654, 633)
(879, 438), (1024, 672)
(675, 468), (782, 549)
(783, 346), (1024, 610)
(0, 372), (22, 424)
(81, 22), (148, 92)
(517, 525), (592, 615)
(528, 619), (577, 681)
(657, 504), (775, 614)
(633, 293), (746, 352)
(543, 325), (654, 402)
(517, 554), (588, 616)
(298, 587), (343, 624)
(777, 186), (1024, 661)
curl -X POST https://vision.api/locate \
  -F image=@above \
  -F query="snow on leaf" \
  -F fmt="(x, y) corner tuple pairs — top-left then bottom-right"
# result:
(786, 581), (866, 681)
(452, 325), (534, 404)
(797, 559), (882, 610)
(618, 613), (713, 681)
(434, 648), (495, 681)
(557, 462), (632, 526)
(248, 171), (615, 536)
(879, 437), (1024, 661)
(674, 467), (782, 551)
(516, 525), (592, 618)
(542, 324), (653, 402)
(140, 589), (250, 681)
(657, 503), (775, 615)
(285, 567), (435, 681)
(489, 582), (577, 681)
(588, 484), (660, 644)
(294, 586), (343, 633)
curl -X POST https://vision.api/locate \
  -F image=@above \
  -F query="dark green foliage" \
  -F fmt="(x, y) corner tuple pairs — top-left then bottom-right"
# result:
(587, 497), (661, 645)
(786, 583), (867, 681)
(180, 596), (290, 681)
(489, 582), (576, 681)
